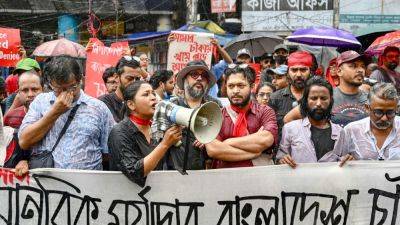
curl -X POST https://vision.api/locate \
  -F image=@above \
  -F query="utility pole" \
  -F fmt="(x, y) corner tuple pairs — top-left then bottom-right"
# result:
(186, 0), (198, 23)
(333, 0), (340, 28)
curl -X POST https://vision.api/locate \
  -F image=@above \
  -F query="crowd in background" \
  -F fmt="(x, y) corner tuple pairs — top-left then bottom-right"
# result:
(1, 34), (400, 187)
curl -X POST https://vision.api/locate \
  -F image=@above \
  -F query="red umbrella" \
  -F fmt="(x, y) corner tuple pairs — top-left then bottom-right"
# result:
(33, 38), (86, 58)
(365, 30), (400, 55)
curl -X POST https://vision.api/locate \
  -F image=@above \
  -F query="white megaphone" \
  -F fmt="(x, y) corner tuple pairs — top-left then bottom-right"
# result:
(167, 101), (223, 144)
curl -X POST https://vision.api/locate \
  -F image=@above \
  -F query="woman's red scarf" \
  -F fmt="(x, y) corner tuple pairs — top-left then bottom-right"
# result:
(129, 114), (152, 126)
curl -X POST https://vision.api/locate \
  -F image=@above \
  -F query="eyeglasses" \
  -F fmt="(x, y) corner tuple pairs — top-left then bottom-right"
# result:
(228, 63), (249, 69)
(372, 109), (396, 118)
(188, 70), (209, 81)
(50, 83), (80, 93)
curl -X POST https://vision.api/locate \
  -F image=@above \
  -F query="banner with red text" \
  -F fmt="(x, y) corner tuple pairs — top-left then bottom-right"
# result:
(211, 0), (236, 13)
(167, 31), (214, 74)
(0, 28), (21, 67)
(1, 162), (400, 224)
(84, 39), (128, 97)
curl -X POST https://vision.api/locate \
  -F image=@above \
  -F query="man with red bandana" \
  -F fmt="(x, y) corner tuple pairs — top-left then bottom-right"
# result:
(371, 46), (400, 92)
(206, 65), (278, 168)
(268, 51), (313, 138)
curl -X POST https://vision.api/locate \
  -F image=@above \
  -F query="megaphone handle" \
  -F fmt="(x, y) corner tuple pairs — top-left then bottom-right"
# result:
(181, 112), (196, 175)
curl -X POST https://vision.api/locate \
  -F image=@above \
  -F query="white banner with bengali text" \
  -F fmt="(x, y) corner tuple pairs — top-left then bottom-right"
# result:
(1, 161), (400, 224)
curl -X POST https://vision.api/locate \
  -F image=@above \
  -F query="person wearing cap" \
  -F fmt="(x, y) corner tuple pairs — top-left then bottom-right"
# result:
(236, 48), (252, 64)
(206, 65), (278, 168)
(283, 51), (370, 127)
(269, 51), (313, 139)
(331, 50), (369, 127)
(274, 44), (289, 57)
(169, 60), (222, 170)
(269, 65), (289, 90)
(334, 83), (400, 165)
(99, 56), (143, 123)
(4, 58), (41, 112)
(370, 46), (400, 91)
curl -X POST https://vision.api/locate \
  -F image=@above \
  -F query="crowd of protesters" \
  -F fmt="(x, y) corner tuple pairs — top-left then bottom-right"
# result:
(1, 34), (400, 187)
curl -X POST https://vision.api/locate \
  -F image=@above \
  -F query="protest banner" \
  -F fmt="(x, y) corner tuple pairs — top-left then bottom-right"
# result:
(1, 161), (400, 224)
(0, 28), (21, 67)
(167, 31), (214, 75)
(84, 39), (128, 98)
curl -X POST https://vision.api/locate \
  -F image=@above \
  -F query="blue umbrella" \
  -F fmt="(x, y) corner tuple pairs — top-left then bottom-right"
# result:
(287, 27), (362, 49)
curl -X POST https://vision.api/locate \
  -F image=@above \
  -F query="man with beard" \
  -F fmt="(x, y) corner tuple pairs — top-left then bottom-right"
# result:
(168, 60), (221, 170)
(99, 56), (142, 122)
(149, 70), (174, 101)
(371, 46), (400, 91)
(269, 51), (313, 138)
(331, 51), (369, 127)
(4, 71), (43, 128)
(335, 83), (400, 163)
(206, 66), (277, 168)
(277, 77), (343, 168)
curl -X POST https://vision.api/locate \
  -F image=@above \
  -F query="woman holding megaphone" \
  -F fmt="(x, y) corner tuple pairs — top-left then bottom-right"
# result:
(108, 80), (182, 187)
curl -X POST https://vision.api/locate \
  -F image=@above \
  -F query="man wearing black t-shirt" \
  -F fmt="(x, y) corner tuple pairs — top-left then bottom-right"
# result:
(99, 56), (143, 122)
(277, 77), (343, 168)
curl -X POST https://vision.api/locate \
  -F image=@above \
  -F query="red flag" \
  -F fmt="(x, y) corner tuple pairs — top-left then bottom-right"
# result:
(0, 28), (21, 67)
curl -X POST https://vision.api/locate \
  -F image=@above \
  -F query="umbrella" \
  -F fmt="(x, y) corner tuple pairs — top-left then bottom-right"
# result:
(287, 27), (361, 49)
(33, 38), (86, 58)
(224, 32), (283, 58)
(365, 30), (400, 55)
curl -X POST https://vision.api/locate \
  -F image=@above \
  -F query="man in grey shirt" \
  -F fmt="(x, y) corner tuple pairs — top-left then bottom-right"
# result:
(370, 46), (400, 91)
(331, 50), (369, 127)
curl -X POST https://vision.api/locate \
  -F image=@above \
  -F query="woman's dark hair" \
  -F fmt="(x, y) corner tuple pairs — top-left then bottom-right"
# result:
(102, 67), (116, 83)
(43, 55), (82, 84)
(256, 82), (275, 94)
(123, 80), (148, 115)
(299, 76), (334, 119)
(149, 70), (173, 89)
(224, 66), (255, 85)
(115, 57), (140, 76)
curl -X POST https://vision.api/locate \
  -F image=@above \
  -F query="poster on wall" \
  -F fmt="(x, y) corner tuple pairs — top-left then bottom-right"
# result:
(0, 28), (21, 67)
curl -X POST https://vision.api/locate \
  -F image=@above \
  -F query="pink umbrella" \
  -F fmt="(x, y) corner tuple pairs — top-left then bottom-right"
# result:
(33, 38), (86, 58)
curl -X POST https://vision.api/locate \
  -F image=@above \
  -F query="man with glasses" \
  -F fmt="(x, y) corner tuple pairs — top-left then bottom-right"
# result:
(18, 56), (114, 171)
(168, 60), (221, 170)
(102, 67), (119, 94)
(99, 56), (143, 122)
(335, 83), (400, 163)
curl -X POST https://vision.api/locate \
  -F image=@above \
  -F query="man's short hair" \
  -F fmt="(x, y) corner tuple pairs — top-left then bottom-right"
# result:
(369, 83), (398, 103)
(224, 66), (255, 85)
(19, 70), (44, 87)
(383, 46), (400, 56)
(149, 70), (173, 89)
(115, 56), (141, 76)
(260, 53), (274, 62)
(102, 67), (116, 83)
(300, 76), (334, 119)
(43, 55), (82, 84)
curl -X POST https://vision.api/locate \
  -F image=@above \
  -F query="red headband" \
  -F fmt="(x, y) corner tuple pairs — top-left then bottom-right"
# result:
(287, 51), (313, 67)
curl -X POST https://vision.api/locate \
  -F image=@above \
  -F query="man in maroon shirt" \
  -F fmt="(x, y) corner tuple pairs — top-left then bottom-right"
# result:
(4, 71), (43, 128)
(206, 65), (278, 168)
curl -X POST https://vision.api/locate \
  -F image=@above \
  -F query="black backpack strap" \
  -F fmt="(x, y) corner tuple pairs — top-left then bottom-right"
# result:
(50, 104), (80, 154)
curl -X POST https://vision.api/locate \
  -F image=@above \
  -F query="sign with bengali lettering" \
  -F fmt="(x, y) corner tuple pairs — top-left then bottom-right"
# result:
(84, 38), (128, 98)
(167, 31), (214, 75)
(0, 28), (21, 67)
(242, 0), (334, 32)
(339, 0), (400, 36)
(1, 162), (400, 224)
